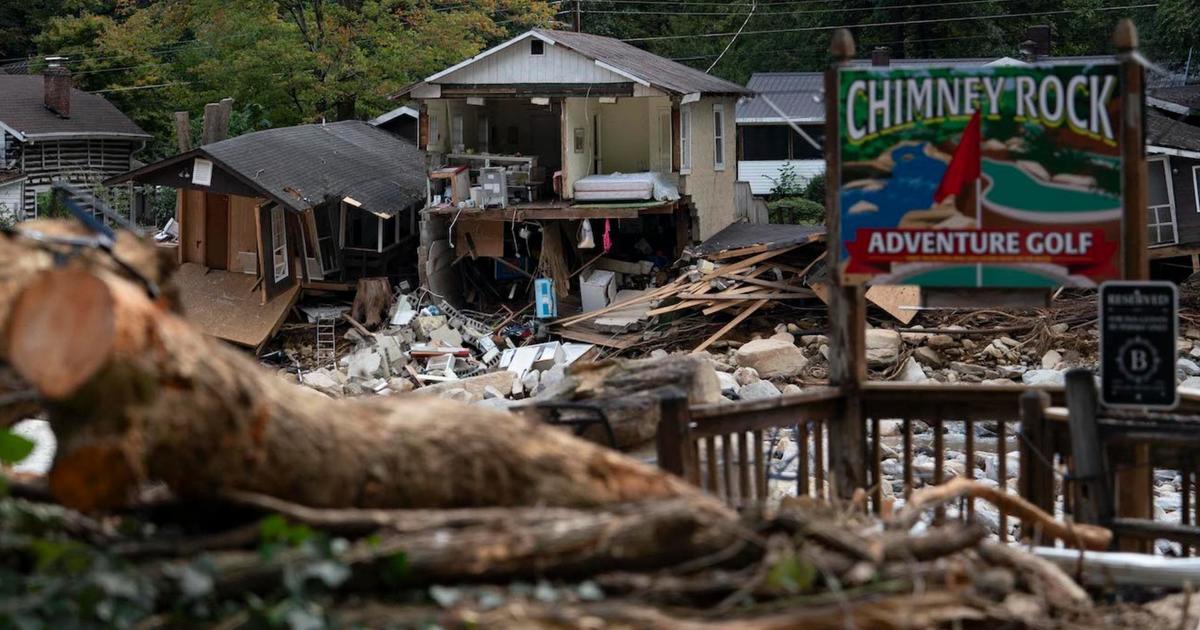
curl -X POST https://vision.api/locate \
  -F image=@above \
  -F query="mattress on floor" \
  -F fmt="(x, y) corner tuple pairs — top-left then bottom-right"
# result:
(573, 172), (655, 201)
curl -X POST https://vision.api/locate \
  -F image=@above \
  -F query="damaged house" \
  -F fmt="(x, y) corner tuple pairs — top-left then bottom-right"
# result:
(0, 63), (150, 222)
(106, 120), (426, 350)
(394, 28), (751, 320)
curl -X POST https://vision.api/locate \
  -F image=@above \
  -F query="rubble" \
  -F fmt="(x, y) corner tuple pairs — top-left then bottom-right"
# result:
(865, 328), (902, 366)
(735, 338), (808, 378)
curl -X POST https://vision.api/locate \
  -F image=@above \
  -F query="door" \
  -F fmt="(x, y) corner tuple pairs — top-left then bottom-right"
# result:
(204, 193), (229, 269)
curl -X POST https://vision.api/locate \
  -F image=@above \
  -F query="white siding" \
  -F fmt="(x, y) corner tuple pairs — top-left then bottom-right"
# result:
(438, 38), (627, 85)
(737, 160), (824, 195)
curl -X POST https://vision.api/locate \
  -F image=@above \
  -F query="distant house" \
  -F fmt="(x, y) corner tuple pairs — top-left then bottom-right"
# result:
(0, 64), (150, 220)
(397, 28), (752, 242)
(369, 105), (419, 143)
(1144, 85), (1200, 258)
(107, 121), (427, 350)
(735, 72), (825, 195)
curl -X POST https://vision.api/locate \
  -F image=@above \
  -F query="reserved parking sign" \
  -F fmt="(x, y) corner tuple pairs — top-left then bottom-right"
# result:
(1099, 281), (1178, 409)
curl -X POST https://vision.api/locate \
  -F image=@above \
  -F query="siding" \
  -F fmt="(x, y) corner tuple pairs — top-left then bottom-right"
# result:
(737, 159), (825, 195)
(0, 180), (22, 223)
(18, 138), (137, 219)
(680, 96), (739, 240)
(1172, 154), (1200, 246)
(439, 37), (626, 85)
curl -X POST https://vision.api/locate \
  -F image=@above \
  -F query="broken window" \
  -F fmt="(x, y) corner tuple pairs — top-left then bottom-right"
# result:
(713, 103), (725, 171)
(1148, 157), (1177, 247)
(313, 203), (339, 274)
(271, 205), (288, 282)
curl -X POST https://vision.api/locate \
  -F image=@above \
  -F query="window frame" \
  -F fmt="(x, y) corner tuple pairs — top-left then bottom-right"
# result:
(271, 205), (289, 282)
(530, 39), (545, 55)
(451, 113), (464, 150)
(713, 103), (725, 171)
(680, 104), (692, 174)
(1147, 156), (1178, 247)
(428, 111), (440, 147)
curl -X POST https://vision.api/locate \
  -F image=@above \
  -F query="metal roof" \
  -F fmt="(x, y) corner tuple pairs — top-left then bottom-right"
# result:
(532, 30), (751, 96)
(737, 72), (824, 123)
(1148, 110), (1200, 155)
(108, 121), (427, 218)
(0, 75), (150, 140)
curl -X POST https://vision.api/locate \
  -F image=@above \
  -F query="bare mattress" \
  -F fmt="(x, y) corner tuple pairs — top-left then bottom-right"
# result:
(572, 172), (679, 202)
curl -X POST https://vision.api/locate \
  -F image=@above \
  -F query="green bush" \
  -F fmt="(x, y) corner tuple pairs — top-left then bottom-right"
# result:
(766, 196), (825, 225)
(799, 172), (826, 205)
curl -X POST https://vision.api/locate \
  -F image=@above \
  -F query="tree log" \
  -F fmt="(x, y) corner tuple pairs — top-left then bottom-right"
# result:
(4, 265), (717, 513)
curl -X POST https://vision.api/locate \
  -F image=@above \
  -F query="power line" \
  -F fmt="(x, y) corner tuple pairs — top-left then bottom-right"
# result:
(621, 3), (1158, 41)
(670, 33), (993, 61)
(580, 0), (1030, 17)
(706, 0), (755, 72)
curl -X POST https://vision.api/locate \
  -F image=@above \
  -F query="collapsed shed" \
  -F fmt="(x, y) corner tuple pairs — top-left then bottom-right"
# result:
(106, 121), (427, 350)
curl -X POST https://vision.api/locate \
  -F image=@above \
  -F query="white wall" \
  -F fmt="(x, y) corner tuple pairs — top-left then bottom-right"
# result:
(680, 96), (739, 240)
(738, 160), (825, 195)
(438, 36), (627, 85)
(0, 180), (21, 223)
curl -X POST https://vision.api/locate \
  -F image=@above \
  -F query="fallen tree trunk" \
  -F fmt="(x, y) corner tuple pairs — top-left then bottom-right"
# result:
(5, 265), (717, 513)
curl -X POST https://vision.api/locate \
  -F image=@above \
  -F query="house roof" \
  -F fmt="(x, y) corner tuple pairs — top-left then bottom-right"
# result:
(107, 121), (427, 218)
(0, 75), (150, 140)
(737, 72), (824, 123)
(403, 30), (751, 98)
(1150, 85), (1200, 115)
(1148, 110), (1200, 155)
(0, 170), (26, 186)
(738, 56), (1118, 124)
(369, 105), (418, 127)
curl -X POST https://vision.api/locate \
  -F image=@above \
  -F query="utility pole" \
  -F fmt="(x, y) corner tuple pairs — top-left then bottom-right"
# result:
(574, 0), (581, 33)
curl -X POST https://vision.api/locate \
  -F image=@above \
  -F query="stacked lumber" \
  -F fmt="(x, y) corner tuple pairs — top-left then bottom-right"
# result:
(556, 241), (826, 353)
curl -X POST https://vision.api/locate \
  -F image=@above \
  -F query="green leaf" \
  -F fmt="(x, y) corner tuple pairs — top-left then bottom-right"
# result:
(0, 430), (35, 465)
(766, 553), (817, 595)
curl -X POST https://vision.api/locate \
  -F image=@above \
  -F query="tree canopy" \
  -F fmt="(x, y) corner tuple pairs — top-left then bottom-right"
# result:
(2, 0), (1193, 159)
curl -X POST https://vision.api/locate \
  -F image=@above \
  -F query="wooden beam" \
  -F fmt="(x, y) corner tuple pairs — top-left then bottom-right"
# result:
(692, 299), (768, 354)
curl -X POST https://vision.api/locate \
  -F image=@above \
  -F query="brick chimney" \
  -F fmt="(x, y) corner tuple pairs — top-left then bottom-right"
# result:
(871, 46), (891, 67)
(43, 57), (71, 119)
(1026, 25), (1052, 58)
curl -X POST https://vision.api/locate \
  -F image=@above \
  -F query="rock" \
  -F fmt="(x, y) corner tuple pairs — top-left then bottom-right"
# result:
(482, 385), (506, 399)
(1190, 346), (1200, 359)
(387, 377), (415, 394)
(1181, 339), (1195, 354)
(521, 369), (541, 394)
(1041, 349), (1062, 370)
(961, 338), (977, 350)
(865, 329), (902, 367)
(735, 339), (808, 378)
(878, 419), (904, 437)
(650, 349), (670, 359)
(716, 371), (739, 395)
(901, 331), (933, 344)
(733, 367), (761, 387)
(774, 323), (789, 334)
(347, 349), (384, 380)
(913, 346), (944, 367)
(1021, 369), (1065, 386)
(302, 369), (343, 397)
(1179, 358), (1200, 376)
(415, 315), (448, 339)
(738, 380), (781, 401)
(818, 344), (829, 360)
(440, 388), (473, 403)
(1181, 376), (1200, 390)
(770, 332), (796, 345)
(926, 334), (956, 350)
(895, 357), (927, 383)
(429, 324), (464, 348)
(414, 370), (517, 401)
(1050, 323), (1070, 335)
(786, 323), (801, 334)
(949, 361), (987, 377)
(781, 384), (803, 395)
(996, 365), (1026, 379)
(800, 335), (828, 346)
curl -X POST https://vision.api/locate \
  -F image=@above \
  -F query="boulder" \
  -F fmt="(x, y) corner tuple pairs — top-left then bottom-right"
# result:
(735, 339), (808, 378)
(895, 357), (927, 383)
(770, 332), (796, 345)
(733, 367), (761, 387)
(738, 380), (781, 401)
(865, 329), (902, 367)
(1041, 349), (1062, 370)
(1021, 369), (1065, 387)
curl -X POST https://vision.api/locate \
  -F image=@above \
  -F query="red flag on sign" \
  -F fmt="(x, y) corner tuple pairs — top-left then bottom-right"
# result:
(933, 110), (982, 203)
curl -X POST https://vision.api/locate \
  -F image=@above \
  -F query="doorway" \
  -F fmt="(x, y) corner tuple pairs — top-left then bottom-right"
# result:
(204, 193), (229, 270)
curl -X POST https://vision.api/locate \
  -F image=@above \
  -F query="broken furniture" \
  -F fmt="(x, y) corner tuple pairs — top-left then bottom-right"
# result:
(430, 165), (470, 205)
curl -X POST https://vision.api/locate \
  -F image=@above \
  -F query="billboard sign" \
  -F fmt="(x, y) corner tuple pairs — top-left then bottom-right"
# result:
(837, 62), (1124, 287)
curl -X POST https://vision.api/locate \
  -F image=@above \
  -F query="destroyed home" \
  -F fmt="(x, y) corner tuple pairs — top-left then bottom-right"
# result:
(105, 120), (426, 350)
(395, 29), (752, 323)
(0, 62), (150, 222)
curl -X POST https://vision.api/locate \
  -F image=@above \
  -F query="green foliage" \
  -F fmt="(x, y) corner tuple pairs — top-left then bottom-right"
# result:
(766, 196), (825, 225)
(765, 549), (817, 594)
(767, 162), (804, 198)
(0, 430), (34, 465)
(799, 172), (826, 206)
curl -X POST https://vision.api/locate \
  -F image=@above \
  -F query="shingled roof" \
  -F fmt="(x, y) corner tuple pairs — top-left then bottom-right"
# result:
(1150, 85), (1200, 115)
(1148, 110), (1200, 154)
(531, 30), (751, 96)
(0, 75), (149, 140)
(108, 121), (427, 217)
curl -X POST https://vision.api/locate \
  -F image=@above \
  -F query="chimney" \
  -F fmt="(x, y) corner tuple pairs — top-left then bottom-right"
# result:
(43, 57), (71, 119)
(1019, 40), (1038, 63)
(871, 46), (891, 67)
(1026, 25), (1051, 57)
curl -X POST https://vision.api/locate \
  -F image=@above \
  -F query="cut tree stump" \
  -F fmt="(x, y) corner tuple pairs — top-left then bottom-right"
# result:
(350, 277), (393, 330)
(4, 263), (716, 513)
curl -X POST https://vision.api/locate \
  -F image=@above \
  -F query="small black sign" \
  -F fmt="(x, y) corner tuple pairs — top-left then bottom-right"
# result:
(1099, 281), (1178, 409)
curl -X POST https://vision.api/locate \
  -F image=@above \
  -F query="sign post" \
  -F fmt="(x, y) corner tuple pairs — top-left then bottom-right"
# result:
(1099, 281), (1178, 409)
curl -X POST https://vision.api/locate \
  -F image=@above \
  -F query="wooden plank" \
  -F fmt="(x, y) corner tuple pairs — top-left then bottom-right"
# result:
(705, 437), (718, 494)
(556, 276), (685, 326)
(864, 285), (921, 324)
(678, 291), (814, 300)
(691, 299), (768, 354)
(708, 243), (771, 260)
(798, 422), (810, 497)
(753, 429), (766, 501)
(698, 245), (799, 283)
(737, 431), (750, 507)
(551, 327), (638, 350)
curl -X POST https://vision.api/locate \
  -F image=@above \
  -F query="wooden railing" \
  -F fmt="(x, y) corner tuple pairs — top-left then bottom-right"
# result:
(656, 383), (1068, 542)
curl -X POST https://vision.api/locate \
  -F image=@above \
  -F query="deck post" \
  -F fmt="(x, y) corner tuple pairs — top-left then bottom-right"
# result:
(824, 29), (868, 500)
(1019, 389), (1056, 541)
(656, 390), (694, 479)
(1114, 18), (1153, 552)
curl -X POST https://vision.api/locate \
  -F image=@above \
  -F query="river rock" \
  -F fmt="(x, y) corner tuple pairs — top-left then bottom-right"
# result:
(301, 369), (343, 397)
(735, 339), (808, 378)
(913, 346), (944, 367)
(738, 379), (781, 401)
(1021, 369), (1065, 386)
(1041, 349), (1062, 370)
(1181, 376), (1200, 390)
(716, 371), (739, 396)
(865, 329), (902, 367)
(926, 334), (956, 350)
(733, 366), (761, 386)
(895, 357), (927, 383)
(1178, 358), (1200, 377)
